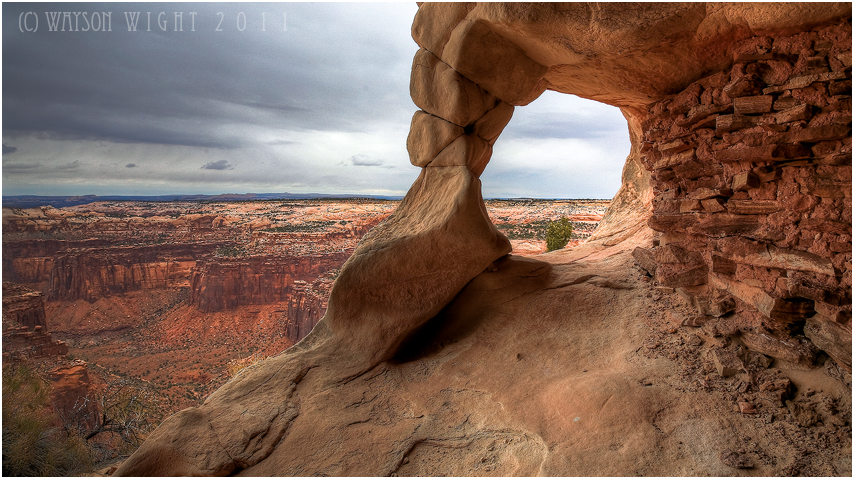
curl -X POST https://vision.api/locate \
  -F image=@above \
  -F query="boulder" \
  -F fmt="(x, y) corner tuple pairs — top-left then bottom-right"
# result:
(441, 19), (548, 106)
(473, 101), (514, 145)
(406, 110), (464, 167)
(804, 315), (852, 372)
(410, 48), (497, 127)
(427, 133), (492, 177)
(411, 2), (475, 57)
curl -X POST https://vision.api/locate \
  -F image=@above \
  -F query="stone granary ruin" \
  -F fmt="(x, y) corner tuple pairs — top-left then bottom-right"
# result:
(116, 3), (851, 476)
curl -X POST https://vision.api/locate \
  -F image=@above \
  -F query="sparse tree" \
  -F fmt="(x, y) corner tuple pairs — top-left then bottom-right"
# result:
(2, 365), (92, 476)
(545, 216), (574, 252)
(57, 378), (159, 460)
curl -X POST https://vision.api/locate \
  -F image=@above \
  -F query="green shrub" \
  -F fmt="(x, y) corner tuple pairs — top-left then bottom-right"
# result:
(214, 244), (247, 257)
(2, 365), (93, 476)
(545, 217), (574, 252)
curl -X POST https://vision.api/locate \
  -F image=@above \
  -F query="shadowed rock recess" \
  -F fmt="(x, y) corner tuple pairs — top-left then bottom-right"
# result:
(116, 3), (852, 476)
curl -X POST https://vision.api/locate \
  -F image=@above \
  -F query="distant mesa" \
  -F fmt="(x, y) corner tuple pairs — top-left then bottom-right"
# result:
(1, 192), (404, 209)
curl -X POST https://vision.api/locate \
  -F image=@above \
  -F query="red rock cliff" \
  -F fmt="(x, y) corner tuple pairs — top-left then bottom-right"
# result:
(2, 239), (113, 284)
(189, 252), (350, 313)
(2, 283), (68, 359)
(47, 244), (216, 301)
(2, 282), (47, 330)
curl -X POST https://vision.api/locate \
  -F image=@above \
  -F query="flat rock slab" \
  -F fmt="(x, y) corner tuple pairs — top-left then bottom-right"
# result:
(211, 247), (848, 477)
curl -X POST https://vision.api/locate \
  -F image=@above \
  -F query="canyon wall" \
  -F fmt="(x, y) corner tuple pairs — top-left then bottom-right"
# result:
(282, 287), (329, 342)
(2, 281), (47, 330)
(189, 252), (350, 312)
(3, 283), (68, 359)
(47, 244), (216, 302)
(2, 239), (112, 284)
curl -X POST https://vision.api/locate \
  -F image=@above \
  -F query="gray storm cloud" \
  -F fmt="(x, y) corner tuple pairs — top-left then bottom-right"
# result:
(202, 160), (234, 171)
(2, 2), (629, 199)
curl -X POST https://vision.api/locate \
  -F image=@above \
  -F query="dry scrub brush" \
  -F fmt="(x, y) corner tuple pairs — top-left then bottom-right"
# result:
(2, 365), (92, 476)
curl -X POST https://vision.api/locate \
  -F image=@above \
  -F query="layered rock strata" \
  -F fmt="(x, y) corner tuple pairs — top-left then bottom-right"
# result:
(47, 244), (215, 302)
(634, 22), (852, 371)
(281, 287), (328, 342)
(116, 3), (851, 476)
(2, 239), (111, 284)
(2, 281), (47, 330)
(189, 252), (350, 312)
(3, 326), (69, 359)
(2, 283), (69, 359)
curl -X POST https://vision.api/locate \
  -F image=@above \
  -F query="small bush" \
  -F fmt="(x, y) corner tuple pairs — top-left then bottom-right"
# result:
(214, 244), (247, 258)
(2, 365), (93, 476)
(545, 217), (574, 252)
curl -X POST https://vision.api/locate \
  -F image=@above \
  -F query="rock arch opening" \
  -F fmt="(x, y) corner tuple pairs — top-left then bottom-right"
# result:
(479, 90), (629, 201)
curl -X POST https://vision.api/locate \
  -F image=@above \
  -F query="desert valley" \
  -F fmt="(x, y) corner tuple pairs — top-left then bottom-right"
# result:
(2, 197), (607, 460)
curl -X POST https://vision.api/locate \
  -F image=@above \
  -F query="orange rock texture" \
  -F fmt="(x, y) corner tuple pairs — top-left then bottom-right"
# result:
(636, 21), (852, 372)
(115, 3), (851, 476)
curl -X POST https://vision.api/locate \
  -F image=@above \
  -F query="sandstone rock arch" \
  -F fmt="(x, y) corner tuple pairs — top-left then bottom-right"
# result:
(115, 3), (851, 475)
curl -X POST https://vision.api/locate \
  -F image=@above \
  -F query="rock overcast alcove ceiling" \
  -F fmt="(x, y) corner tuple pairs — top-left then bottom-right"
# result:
(115, 3), (851, 476)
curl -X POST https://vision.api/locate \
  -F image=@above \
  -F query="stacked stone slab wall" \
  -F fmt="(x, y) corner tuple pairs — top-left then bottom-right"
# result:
(407, 2), (548, 175)
(634, 20), (852, 372)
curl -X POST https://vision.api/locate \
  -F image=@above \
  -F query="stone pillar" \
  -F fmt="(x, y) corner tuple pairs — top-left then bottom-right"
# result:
(318, 4), (555, 367)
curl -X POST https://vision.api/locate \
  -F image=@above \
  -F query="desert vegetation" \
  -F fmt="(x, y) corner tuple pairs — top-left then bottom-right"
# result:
(545, 217), (575, 252)
(2, 362), (165, 475)
(2, 365), (91, 476)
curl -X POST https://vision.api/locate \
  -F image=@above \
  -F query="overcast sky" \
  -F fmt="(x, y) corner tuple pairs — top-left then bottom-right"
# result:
(2, 2), (630, 199)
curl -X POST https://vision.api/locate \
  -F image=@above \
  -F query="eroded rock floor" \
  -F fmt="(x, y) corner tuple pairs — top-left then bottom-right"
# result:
(231, 242), (851, 476)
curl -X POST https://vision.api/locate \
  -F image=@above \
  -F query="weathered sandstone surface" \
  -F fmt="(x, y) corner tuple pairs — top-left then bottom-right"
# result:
(635, 19), (852, 373)
(112, 2), (850, 475)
